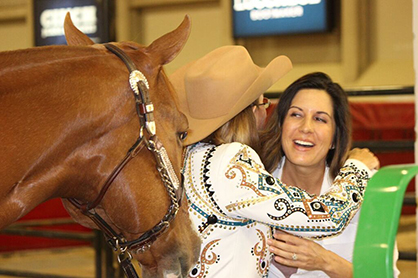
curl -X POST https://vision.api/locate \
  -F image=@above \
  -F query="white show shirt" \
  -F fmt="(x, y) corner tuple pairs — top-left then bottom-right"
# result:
(183, 142), (371, 278)
(268, 157), (400, 278)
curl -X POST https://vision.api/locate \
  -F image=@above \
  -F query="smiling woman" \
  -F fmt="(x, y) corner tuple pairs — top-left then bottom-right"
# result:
(261, 72), (352, 179)
(260, 72), (388, 278)
(281, 89), (336, 194)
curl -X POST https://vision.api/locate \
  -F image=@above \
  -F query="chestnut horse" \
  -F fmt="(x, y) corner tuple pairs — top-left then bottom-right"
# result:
(0, 14), (200, 277)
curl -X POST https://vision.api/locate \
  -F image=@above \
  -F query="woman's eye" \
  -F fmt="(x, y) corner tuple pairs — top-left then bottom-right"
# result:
(179, 131), (188, 141)
(290, 112), (301, 117)
(315, 117), (327, 123)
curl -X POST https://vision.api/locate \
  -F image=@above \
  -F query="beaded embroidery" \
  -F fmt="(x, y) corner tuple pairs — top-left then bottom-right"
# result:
(183, 142), (370, 277)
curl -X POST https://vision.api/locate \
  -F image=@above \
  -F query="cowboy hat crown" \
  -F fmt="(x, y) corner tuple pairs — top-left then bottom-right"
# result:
(170, 45), (292, 145)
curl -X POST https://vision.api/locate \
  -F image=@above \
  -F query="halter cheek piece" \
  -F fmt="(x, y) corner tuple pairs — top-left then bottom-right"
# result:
(68, 43), (183, 278)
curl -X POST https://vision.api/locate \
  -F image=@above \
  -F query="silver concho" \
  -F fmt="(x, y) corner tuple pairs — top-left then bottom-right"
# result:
(129, 70), (149, 95)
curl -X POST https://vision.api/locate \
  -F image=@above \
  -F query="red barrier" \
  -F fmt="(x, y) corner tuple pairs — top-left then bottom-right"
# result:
(0, 199), (90, 252)
(351, 102), (415, 141)
(351, 102), (415, 214)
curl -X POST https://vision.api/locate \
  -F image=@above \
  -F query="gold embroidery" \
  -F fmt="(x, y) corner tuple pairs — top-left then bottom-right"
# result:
(252, 229), (269, 276)
(189, 239), (220, 278)
(225, 165), (265, 196)
(226, 196), (275, 211)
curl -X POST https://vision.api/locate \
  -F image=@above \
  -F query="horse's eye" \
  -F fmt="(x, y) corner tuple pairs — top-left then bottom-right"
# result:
(179, 131), (188, 141)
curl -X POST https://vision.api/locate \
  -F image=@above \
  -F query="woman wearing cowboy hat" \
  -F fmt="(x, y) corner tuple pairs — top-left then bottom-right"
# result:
(170, 46), (378, 278)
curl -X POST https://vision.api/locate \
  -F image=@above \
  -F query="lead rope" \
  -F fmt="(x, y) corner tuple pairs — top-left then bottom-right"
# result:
(117, 242), (140, 278)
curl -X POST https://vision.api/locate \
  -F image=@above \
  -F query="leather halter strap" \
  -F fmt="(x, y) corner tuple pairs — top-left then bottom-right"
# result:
(68, 139), (145, 212)
(67, 43), (183, 277)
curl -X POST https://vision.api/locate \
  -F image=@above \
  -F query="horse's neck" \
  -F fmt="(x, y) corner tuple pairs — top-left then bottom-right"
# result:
(0, 45), (116, 147)
(0, 46), (136, 219)
(0, 45), (98, 72)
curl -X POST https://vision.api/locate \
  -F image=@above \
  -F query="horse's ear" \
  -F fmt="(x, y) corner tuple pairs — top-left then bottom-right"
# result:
(147, 15), (191, 65)
(64, 13), (94, 46)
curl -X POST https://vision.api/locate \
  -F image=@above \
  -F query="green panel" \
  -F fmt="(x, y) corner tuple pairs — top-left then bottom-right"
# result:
(353, 164), (418, 277)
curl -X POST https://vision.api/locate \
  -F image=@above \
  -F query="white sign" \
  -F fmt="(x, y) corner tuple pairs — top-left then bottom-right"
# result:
(40, 6), (97, 38)
(233, 0), (322, 21)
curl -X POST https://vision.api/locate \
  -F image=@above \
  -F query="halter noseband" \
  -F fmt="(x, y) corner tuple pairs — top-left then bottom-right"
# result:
(68, 43), (183, 278)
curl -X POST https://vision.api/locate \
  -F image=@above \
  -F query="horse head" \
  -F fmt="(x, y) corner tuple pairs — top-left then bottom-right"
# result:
(0, 13), (199, 278)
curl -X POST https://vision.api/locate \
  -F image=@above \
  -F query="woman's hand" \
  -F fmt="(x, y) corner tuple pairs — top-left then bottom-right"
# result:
(267, 231), (352, 278)
(348, 148), (380, 170)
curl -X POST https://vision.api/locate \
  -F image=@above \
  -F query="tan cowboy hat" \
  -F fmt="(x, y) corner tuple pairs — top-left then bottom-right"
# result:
(170, 45), (292, 145)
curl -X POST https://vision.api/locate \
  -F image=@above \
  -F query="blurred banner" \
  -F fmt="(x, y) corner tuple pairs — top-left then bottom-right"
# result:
(232, 0), (332, 38)
(34, 0), (114, 46)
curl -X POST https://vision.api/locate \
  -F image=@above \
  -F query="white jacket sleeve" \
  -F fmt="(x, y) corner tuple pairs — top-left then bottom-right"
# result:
(205, 143), (370, 238)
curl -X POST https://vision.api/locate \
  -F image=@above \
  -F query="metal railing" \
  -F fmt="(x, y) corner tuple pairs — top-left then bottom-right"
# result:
(0, 218), (122, 278)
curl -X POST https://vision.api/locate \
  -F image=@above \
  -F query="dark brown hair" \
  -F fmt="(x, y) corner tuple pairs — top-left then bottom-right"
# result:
(260, 72), (351, 178)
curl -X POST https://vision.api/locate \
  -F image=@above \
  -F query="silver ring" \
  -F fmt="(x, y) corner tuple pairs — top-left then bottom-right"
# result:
(292, 253), (298, 261)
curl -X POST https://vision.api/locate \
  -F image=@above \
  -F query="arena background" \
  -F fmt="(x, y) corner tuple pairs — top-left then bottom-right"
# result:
(0, 0), (417, 276)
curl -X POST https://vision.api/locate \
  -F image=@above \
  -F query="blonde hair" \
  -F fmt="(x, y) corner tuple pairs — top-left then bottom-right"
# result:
(203, 105), (260, 150)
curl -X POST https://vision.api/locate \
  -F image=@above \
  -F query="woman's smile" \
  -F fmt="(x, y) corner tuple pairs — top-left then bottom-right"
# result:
(293, 139), (315, 148)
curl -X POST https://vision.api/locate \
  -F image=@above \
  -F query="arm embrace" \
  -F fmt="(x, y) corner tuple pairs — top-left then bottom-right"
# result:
(183, 142), (371, 238)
